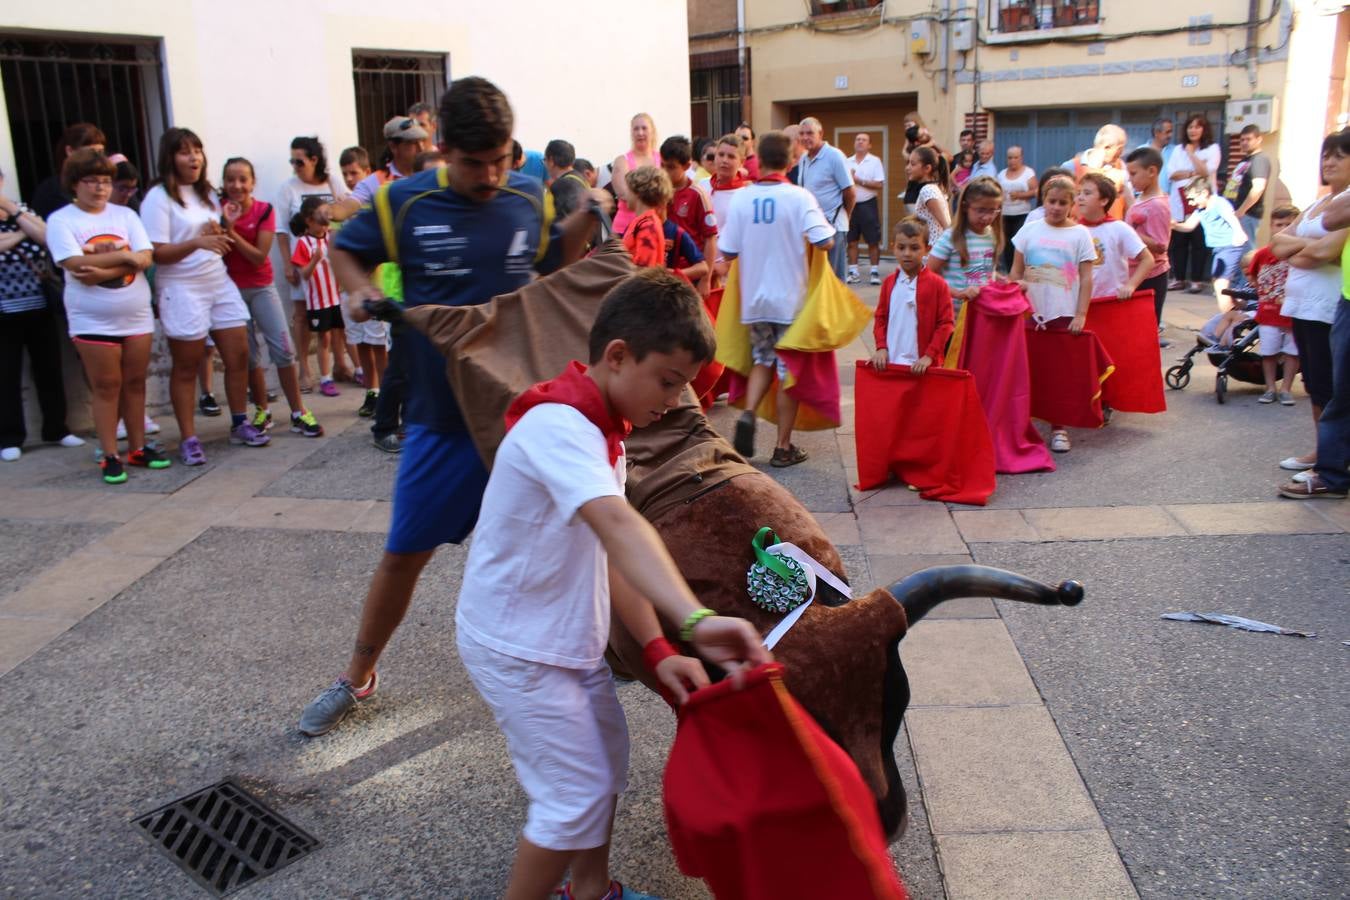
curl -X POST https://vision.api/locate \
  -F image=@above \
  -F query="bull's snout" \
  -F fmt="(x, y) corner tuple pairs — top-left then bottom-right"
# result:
(888, 565), (1083, 626)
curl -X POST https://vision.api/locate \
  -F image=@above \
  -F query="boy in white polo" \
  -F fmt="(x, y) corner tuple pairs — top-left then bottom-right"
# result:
(455, 270), (768, 900)
(717, 130), (837, 467)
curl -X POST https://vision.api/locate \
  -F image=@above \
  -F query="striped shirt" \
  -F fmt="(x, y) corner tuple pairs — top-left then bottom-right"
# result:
(291, 234), (341, 311)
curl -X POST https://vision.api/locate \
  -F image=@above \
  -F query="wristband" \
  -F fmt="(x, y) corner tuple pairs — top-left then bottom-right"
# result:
(680, 608), (717, 642)
(642, 637), (678, 674)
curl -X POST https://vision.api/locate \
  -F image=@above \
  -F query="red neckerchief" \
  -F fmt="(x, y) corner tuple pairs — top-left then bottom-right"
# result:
(1081, 214), (1117, 225)
(711, 174), (748, 193)
(756, 173), (790, 185)
(504, 361), (631, 465)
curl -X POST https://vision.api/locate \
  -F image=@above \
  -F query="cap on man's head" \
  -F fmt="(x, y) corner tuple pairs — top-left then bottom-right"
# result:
(384, 116), (429, 142)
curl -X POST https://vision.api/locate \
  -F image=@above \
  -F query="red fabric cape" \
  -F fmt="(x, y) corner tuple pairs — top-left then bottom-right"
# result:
(853, 362), (997, 505)
(1026, 325), (1116, 429)
(503, 360), (630, 465)
(664, 663), (908, 900)
(956, 283), (1055, 473)
(1085, 292), (1167, 413)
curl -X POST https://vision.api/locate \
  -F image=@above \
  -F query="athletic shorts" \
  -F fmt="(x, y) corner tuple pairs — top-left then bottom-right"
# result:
(386, 425), (488, 553)
(847, 197), (881, 245)
(158, 276), (250, 341)
(1257, 324), (1297, 357)
(749, 321), (790, 378)
(340, 301), (389, 346)
(1210, 246), (1246, 284)
(307, 306), (344, 333)
(457, 631), (629, 851)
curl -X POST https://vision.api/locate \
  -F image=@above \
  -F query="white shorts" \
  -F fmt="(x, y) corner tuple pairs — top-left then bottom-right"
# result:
(457, 631), (629, 851)
(158, 275), (250, 341)
(340, 300), (389, 346)
(1257, 324), (1297, 357)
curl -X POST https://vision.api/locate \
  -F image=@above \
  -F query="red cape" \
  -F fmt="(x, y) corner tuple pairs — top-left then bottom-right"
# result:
(854, 362), (997, 505)
(664, 663), (908, 900)
(1026, 325), (1116, 429)
(956, 283), (1055, 473)
(1085, 292), (1166, 413)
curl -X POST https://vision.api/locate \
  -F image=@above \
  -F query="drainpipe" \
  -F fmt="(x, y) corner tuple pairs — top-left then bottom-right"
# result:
(939, 0), (951, 93)
(1246, 0), (1259, 87)
(737, 0), (748, 121)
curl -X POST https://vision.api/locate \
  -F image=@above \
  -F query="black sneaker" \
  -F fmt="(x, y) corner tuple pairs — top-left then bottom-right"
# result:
(358, 390), (378, 418)
(372, 433), (403, 454)
(127, 446), (172, 469)
(198, 392), (222, 416)
(101, 454), (128, 484)
(290, 410), (325, 438)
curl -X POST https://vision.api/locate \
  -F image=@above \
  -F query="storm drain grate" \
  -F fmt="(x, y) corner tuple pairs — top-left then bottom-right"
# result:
(132, 779), (319, 896)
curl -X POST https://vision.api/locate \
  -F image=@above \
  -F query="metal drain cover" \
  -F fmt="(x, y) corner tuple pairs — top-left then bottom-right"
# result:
(132, 779), (319, 896)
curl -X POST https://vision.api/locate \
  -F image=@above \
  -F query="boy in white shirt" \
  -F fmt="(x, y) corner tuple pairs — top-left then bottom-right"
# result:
(717, 131), (837, 467)
(1076, 172), (1155, 299)
(455, 269), (768, 900)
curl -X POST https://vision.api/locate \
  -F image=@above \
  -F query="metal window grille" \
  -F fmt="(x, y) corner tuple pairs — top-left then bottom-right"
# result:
(690, 65), (743, 141)
(0, 34), (167, 201)
(351, 51), (447, 158)
(990, 0), (1102, 33)
(810, 0), (883, 14)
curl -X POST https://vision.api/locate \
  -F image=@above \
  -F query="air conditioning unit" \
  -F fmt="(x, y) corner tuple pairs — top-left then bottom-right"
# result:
(1225, 98), (1277, 133)
(910, 20), (934, 55)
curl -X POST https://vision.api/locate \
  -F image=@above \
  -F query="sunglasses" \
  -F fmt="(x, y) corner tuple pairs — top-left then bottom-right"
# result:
(289, 158), (311, 167)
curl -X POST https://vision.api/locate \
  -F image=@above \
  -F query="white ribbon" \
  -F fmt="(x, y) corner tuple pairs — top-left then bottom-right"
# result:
(760, 541), (852, 650)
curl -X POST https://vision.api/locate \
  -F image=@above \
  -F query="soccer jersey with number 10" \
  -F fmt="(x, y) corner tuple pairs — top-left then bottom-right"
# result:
(717, 183), (834, 324)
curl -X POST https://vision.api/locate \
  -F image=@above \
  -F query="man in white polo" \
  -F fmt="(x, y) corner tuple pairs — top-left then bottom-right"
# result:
(845, 133), (885, 285)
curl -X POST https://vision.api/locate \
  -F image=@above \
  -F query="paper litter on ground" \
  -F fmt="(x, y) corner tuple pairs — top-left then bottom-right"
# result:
(1162, 612), (1316, 638)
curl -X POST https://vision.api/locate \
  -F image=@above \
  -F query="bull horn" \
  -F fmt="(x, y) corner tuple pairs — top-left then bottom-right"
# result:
(889, 565), (1083, 625)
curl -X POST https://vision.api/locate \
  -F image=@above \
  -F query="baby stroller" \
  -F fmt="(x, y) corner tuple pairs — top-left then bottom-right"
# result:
(1164, 288), (1274, 404)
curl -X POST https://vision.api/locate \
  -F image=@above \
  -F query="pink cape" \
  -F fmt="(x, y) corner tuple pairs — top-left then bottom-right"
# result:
(726, 351), (843, 429)
(956, 283), (1055, 474)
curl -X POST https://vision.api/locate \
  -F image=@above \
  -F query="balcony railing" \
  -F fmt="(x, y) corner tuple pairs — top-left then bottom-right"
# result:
(990, 0), (1101, 34)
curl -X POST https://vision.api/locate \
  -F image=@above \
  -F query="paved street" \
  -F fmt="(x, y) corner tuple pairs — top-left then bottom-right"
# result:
(0, 285), (1346, 899)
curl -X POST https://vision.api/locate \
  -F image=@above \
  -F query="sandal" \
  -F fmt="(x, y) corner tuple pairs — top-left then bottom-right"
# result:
(733, 411), (756, 458)
(770, 445), (808, 467)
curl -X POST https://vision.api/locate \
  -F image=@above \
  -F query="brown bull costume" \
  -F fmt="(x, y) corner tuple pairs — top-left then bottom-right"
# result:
(390, 241), (1082, 839)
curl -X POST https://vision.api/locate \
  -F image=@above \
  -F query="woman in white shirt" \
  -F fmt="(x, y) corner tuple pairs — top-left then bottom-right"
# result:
(1167, 115), (1222, 294)
(276, 136), (351, 390)
(141, 127), (268, 466)
(997, 145), (1037, 272)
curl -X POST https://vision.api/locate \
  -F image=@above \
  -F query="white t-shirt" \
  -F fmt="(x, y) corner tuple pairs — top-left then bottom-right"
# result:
(885, 270), (920, 365)
(1081, 219), (1146, 298)
(455, 403), (627, 669)
(998, 167), (1034, 216)
(139, 185), (229, 285)
(1167, 143), (1221, 220)
(1011, 218), (1096, 322)
(710, 184), (744, 230)
(846, 153), (885, 203)
(718, 182), (835, 324)
(275, 175), (350, 298)
(46, 203), (154, 337)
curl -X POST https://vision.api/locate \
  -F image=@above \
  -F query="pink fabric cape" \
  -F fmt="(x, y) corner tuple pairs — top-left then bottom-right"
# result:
(725, 351), (844, 429)
(956, 283), (1055, 473)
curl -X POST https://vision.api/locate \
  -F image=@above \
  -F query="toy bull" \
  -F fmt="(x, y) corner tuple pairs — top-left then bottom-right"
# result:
(374, 241), (1083, 839)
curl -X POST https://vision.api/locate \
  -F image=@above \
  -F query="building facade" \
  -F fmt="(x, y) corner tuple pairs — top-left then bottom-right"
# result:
(689, 0), (1350, 242)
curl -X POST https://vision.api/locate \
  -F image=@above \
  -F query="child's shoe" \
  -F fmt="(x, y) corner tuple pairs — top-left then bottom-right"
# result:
(1278, 391), (1295, 406)
(845, 268), (861, 284)
(320, 379), (340, 398)
(2, 446), (21, 462)
(358, 390), (378, 418)
(869, 267), (881, 285)
(555, 880), (660, 900)
(1257, 390), (1276, 404)
(180, 436), (207, 466)
(100, 454), (127, 484)
(291, 410), (324, 438)
(1050, 430), (1071, 453)
(127, 446), (172, 469)
(252, 407), (274, 431)
(198, 392), (222, 416)
(230, 421), (271, 447)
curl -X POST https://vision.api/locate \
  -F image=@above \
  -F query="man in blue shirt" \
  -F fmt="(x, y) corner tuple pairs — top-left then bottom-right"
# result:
(299, 76), (606, 736)
(795, 116), (856, 280)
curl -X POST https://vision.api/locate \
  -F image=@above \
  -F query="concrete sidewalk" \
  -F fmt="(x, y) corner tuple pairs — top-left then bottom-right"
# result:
(1, 284), (1345, 898)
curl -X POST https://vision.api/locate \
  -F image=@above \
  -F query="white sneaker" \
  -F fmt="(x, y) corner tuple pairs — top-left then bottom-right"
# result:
(1049, 430), (1071, 453)
(845, 270), (861, 284)
(1292, 469), (1312, 484)
(116, 419), (128, 440)
(58, 434), (86, 448)
(869, 269), (881, 285)
(1279, 456), (1314, 471)
(1, 447), (20, 462)
(145, 415), (161, 435)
